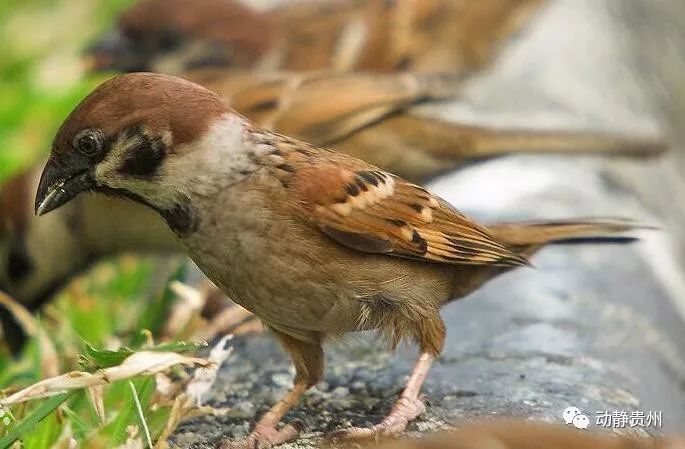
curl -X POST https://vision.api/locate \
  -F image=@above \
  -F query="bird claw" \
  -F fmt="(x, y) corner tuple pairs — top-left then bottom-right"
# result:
(328, 395), (429, 442)
(216, 420), (305, 449)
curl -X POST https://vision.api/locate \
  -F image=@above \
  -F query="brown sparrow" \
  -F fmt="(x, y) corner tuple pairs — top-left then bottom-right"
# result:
(339, 421), (685, 449)
(2, 69), (663, 353)
(35, 73), (646, 447)
(86, 0), (547, 74)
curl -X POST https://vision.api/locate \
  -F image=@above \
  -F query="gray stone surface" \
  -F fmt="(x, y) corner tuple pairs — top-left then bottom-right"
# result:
(172, 0), (685, 446)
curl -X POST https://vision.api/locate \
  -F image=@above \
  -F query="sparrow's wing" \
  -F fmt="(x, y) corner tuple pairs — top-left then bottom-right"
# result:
(403, 0), (548, 73)
(274, 0), (547, 73)
(271, 142), (527, 267)
(192, 70), (460, 145)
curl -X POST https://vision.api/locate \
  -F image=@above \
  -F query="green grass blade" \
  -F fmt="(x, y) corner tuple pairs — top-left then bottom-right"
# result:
(0, 392), (74, 448)
(82, 344), (134, 369)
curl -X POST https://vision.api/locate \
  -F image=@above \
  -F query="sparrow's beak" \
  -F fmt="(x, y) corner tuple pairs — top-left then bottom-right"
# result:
(35, 155), (94, 216)
(85, 30), (143, 72)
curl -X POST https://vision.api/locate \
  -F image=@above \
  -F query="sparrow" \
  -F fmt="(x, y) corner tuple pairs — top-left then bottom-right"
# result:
(86, 0), (547, 74)
(35, 73), (646, 447)
(2, 69), (663, 353)
(337, 421), (685, 449)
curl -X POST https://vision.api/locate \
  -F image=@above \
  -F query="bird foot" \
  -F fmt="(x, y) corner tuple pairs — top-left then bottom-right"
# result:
(330, 395), (428, 442)
(217, 420), (304, 449)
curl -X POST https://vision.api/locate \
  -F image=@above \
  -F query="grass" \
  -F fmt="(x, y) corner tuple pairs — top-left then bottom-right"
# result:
(0, 2), (213, 447)
(0, 261), (199, 448)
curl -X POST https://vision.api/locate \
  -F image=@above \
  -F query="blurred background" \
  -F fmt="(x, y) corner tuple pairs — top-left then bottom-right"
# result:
(0, 0), (134, 180)
(1, 0), (685, 447)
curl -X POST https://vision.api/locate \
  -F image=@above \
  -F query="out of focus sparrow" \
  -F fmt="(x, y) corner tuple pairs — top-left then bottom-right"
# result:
(2, 70), (663, 353)
(335, 421), (685, 449)
(86, 0), (546, 74)
(35, 73), (648, 447)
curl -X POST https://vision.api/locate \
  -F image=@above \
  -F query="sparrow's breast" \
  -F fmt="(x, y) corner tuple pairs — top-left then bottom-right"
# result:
(180, 172), (454, 337)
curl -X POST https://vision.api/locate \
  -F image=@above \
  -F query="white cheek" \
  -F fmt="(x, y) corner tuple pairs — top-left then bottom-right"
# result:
(94, 132), (136, 188)
(94, 153), (120, 186)
(91, 113), (258, 210)
(94, 146), (181, 209)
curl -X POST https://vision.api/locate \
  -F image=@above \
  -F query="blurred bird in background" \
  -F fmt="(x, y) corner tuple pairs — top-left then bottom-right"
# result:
(85, 0), (546, 74)
(329, 421), (685, 449)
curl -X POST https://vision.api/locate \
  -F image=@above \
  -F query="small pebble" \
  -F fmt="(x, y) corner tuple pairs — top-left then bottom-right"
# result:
(235, 400), (256, 415)
(331, 386), (349, 397)
(271, 373), (292, 387)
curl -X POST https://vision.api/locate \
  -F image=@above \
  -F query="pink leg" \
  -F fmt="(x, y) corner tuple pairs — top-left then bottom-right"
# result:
(218, 331), (323, 449)
(218, 383), (307, 449)
(333, 352), (435, 440)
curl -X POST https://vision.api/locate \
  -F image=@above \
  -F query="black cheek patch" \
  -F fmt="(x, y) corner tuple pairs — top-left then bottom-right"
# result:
(159, 202), (199, 237)
(118, 135), (166, 177)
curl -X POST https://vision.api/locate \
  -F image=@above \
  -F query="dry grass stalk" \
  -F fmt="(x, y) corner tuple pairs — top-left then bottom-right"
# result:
(1, 351), (210, 406)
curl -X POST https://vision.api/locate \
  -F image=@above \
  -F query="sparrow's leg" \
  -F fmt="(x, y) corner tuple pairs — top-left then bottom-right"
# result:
(333, 316), (445, 440)
(220, 329), (324, 449)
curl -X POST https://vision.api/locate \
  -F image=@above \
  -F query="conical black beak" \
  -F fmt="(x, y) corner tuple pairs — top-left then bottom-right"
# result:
(35, 156), (94, 216)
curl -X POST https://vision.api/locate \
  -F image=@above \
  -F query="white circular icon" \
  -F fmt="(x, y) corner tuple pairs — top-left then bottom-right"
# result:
(573, 414), (590, 429)
(563, 406), (581, 424)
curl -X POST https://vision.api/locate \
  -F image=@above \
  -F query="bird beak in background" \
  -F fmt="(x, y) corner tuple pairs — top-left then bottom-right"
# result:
(34, 155), (94, 216)
(84, 29), (141, 72)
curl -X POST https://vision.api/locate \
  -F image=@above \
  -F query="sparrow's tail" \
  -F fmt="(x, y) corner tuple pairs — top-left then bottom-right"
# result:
(487, 219), (651, 258)
(387, 116), (667, 161)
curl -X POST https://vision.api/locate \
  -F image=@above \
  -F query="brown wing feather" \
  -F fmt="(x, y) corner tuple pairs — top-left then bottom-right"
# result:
(277, 145), (528, 267)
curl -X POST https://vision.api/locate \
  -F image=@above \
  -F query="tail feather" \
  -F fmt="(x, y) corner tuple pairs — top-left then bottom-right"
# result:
(389, 117), (667, 160)
(487, 219), (652, 257)
(464, 128), (667, 159)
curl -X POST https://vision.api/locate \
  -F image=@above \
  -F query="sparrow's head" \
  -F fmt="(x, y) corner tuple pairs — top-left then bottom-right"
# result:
(35, 73), (231, 232)
(86, 0), (274, 73)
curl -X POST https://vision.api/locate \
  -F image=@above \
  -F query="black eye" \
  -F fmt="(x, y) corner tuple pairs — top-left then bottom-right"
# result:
(73, 129), (104, 156)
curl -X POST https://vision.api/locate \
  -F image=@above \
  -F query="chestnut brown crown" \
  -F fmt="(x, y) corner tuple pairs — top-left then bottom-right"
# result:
(35, 73), (228, 217)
